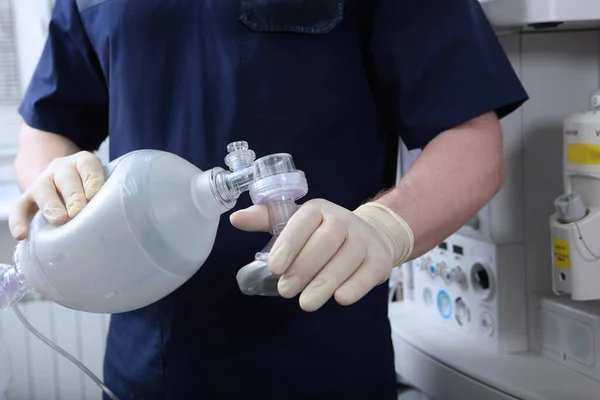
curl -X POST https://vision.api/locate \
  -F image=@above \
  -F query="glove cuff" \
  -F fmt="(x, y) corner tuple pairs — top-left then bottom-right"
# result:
(354, 202), (414, 266)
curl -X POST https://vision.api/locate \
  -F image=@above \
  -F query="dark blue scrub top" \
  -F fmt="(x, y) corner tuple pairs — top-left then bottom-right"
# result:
(20, 0), (528, 399)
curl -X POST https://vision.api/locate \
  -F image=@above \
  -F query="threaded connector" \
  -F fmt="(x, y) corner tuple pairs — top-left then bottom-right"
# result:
(225, 141), (256, 172)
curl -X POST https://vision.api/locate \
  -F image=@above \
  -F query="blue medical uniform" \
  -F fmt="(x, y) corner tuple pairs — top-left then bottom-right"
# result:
(19, 0), (528, 398)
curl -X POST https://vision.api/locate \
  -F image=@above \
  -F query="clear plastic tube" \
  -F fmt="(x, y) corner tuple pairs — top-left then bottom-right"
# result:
(13, 304), (121, 400)
(267, 196), (299, 236)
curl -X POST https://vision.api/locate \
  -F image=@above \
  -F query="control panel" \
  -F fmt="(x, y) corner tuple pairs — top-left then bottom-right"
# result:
(403, 233), (527, 353)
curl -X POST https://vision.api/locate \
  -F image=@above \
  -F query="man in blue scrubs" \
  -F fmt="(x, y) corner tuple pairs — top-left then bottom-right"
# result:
(9, 0), (528, 398)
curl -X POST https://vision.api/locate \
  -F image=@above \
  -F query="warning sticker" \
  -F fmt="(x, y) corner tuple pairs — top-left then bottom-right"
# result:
(553, 238), (570, 269)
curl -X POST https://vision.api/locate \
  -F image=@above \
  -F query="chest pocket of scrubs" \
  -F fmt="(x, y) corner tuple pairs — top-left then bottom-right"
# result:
(239, 0), (344, 34)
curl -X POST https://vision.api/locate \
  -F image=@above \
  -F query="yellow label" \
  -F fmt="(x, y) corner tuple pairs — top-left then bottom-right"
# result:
(566, 143), (600, 165)
(553, 238), (570, 269)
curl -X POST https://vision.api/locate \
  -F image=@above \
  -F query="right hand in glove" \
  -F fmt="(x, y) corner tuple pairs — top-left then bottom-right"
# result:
(8, 151), (105, 241)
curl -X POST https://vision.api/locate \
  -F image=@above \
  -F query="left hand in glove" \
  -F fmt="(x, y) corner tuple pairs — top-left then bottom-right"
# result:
(230, 199), (414, 311)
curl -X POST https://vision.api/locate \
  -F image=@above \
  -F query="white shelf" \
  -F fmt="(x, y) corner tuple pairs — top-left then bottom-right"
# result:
(389, 303), (600, 400)
(480, 0), (600, 31)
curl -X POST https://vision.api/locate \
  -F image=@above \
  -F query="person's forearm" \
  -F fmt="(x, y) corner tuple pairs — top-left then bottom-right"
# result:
(376, 111), (505, 259)
(14, 122), (80, 191)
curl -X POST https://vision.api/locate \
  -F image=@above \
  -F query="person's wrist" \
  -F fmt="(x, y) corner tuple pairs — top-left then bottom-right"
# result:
(353, 202), (414, 266)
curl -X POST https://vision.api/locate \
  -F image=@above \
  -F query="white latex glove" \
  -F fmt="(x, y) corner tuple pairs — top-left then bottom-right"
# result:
(9, 151), (105, 240)
(230, 199), (414, 311)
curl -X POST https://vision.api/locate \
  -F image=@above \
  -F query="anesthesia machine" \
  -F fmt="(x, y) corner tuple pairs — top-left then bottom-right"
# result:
(390, 0), (600, 399)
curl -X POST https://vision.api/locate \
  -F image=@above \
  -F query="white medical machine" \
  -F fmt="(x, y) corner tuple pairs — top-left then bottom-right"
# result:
(550, 91), (600, 301)
(390, 1), (600, 399)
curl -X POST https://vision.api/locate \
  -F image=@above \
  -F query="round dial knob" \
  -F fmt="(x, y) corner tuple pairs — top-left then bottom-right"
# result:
(453, 267), (466, 284)
(441, 266), (466, 284)
(479, 311), (495, 336)
(440, 266), (452, 283)
(474, 268), (490, 290)
(427, 261), (441, 278)
(437, 290), (452, 319)
(455, 297), (470, 326)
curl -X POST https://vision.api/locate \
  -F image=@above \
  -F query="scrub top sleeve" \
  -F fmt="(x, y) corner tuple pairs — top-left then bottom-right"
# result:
(369, 0), (529, 150)
(18, 0), (108, 152)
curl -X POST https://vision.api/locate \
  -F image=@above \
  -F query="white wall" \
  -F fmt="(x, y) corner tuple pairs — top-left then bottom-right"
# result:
(0, 0), (52, 179)
(12, 0), (53, 96)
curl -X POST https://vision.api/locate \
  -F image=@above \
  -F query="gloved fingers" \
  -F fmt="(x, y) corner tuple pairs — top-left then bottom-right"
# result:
(230, 205), (271, 232)
(267, 203), (323, 275)
(29, 176), (68, 226)
(7, 152), (104, 241)
(74, 152), (105, 200)
(298, 238), (367, 312)
(8, 194), (37, 240)
(334, 256), (390, 306)
(54, 166), (88, 219)
(277, 216), (347, 298)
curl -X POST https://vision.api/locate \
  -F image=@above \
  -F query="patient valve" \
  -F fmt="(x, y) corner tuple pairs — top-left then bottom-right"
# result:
(235, 152), (308, 296)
